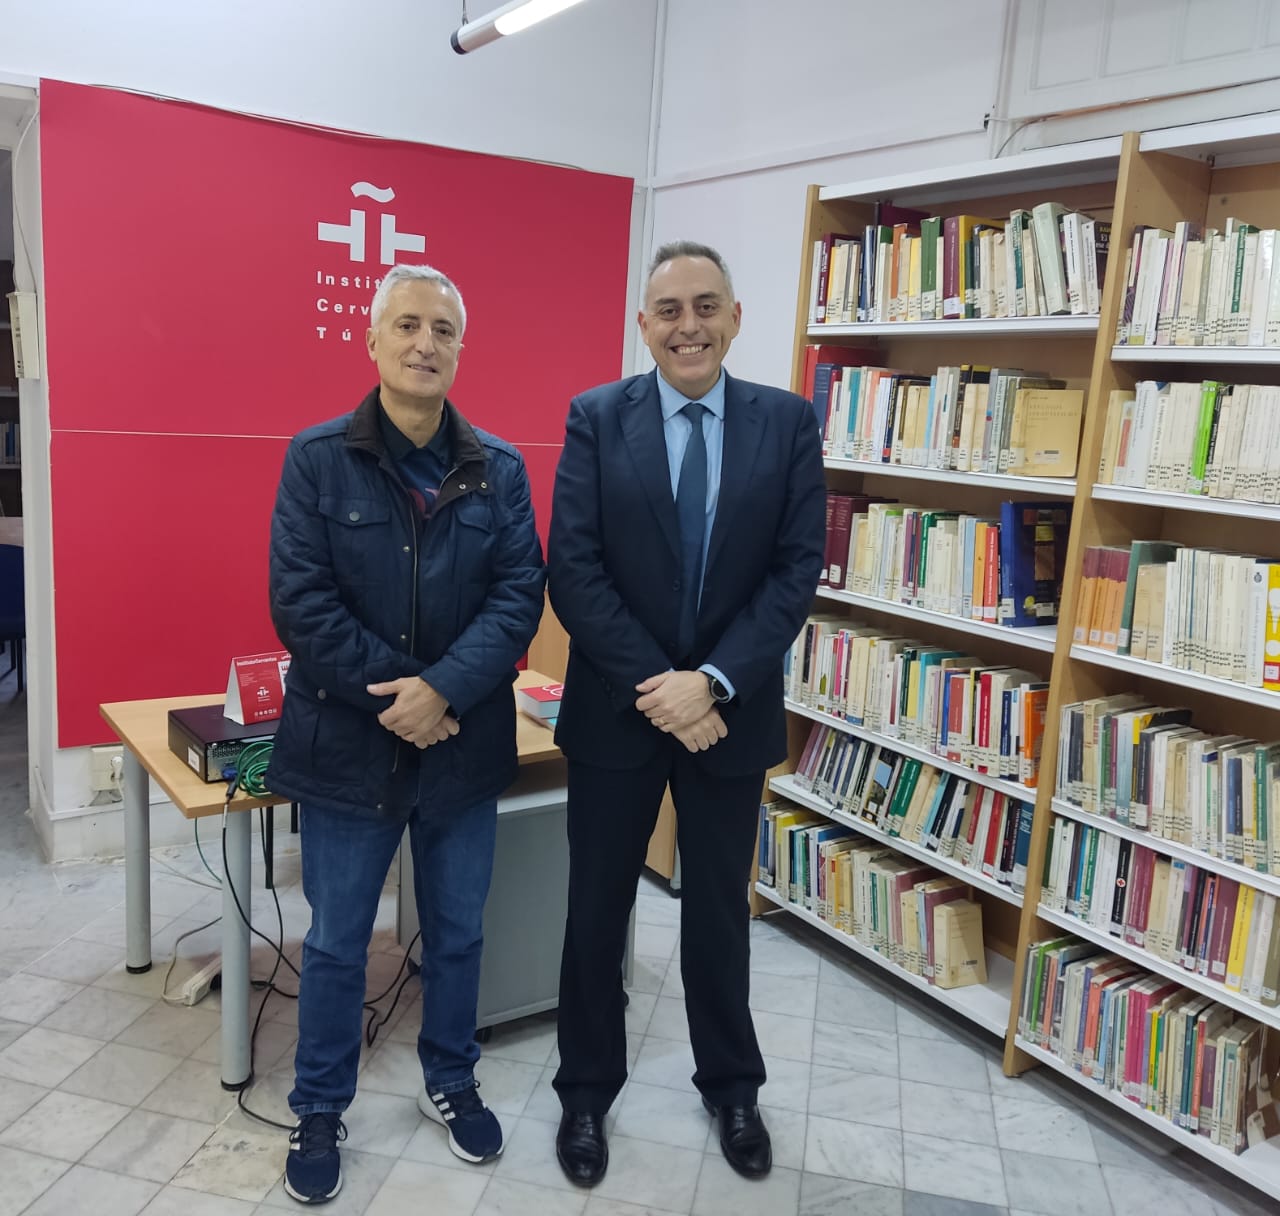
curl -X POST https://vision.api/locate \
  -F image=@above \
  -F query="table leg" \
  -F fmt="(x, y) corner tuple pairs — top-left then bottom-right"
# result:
(220, 809), (253, 1090)
(123, 750), (152, 974)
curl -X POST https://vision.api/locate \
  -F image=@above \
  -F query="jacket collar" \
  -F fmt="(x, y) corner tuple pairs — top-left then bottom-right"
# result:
(345, 386), (488, 475)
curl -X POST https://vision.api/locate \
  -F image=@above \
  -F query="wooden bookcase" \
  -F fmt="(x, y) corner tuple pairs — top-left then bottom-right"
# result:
(772, 121), (1280, 1199)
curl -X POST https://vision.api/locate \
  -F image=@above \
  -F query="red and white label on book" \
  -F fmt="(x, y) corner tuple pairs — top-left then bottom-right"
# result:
(225, 650), (291, 724)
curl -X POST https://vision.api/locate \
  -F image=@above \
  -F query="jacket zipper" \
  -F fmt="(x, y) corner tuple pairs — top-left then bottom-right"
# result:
(389, 463), (463, 773)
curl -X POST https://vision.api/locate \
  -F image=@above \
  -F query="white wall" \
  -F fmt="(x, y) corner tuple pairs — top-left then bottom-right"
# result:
(645, 0), (1005, 388)
(0, 0), (659, 180)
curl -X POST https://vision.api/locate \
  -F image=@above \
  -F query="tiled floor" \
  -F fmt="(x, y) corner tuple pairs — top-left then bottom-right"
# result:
(0, 664), (1270, 1215)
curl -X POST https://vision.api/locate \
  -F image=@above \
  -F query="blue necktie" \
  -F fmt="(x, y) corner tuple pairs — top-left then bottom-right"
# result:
(676, 401), (707, 658)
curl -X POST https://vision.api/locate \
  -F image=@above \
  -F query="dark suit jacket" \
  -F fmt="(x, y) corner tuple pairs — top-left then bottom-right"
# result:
(548, 369), (826, 775)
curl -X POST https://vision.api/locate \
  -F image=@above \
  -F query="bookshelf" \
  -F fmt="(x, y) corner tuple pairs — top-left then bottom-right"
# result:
(769, 772), (1023, 908)
(771, 122), (1280, 1200)
(755, 879), (1015, 1036)
(786, 697), (1037, 805)
(814, 587), (1058, 653)
(813, 317), (1099, 339)
(826, 456), (1076, 496)
(1111, 345), (1280, 366)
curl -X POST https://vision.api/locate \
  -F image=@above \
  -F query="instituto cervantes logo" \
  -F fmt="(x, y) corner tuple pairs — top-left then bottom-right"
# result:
(313, 182), (427, 343)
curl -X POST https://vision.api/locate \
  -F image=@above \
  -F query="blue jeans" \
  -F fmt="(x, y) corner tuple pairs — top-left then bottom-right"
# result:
(289, 797), (498, 1116)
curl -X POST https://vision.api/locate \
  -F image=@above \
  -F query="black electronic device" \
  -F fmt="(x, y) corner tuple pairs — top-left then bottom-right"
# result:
(167, 703), (278, 783)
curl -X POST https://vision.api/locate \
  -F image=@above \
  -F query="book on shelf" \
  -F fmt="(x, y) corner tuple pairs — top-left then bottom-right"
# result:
(1019, 935), (1280, 1152)
(1041, 812), (1280, 1009)
(786, 718), (1035, 891)
(934, 899), (988, 988)
(997, 500), (1072, 628)
(830, 495), (1071, 629)
(815, 359), (1084, 477)
(1075, 539), (1280, 688)
(1097, 380), (1280, 505)
(785, 614), (1050, 787)
(1056, 693), (1280, 876)
(758, 794), (992, 985)
(1007, 387), (1085, 477)
(809, 203), (1108, 327)
(802, 344), (879, 434)
(1115, 216), (1280, 347)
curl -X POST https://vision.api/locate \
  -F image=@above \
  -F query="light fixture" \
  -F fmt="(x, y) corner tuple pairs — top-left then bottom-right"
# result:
(451, 0), (591, 54)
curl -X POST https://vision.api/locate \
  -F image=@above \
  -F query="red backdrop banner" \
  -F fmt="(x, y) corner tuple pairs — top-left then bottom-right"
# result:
(40, 80), (633, 746)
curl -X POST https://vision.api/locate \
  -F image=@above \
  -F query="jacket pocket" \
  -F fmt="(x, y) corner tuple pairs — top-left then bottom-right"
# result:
(318, 495), (394, 584)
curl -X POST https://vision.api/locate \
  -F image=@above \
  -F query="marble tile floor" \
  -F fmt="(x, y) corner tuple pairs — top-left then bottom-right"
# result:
(0, 667), (1272, 1215)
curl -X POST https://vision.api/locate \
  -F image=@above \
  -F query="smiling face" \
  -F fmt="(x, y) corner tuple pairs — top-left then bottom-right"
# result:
(366, 279), (463, 413)
(639, 255), (741, 401)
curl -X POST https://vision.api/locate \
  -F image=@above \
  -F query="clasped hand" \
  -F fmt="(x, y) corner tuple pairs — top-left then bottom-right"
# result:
(366, 677), (457, 748)
(635, 669), (727, 753)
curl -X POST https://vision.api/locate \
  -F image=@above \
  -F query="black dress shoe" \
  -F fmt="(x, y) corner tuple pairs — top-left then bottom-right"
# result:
(556, 1111), (608, 1186)
(702, 1098), (772, 1178)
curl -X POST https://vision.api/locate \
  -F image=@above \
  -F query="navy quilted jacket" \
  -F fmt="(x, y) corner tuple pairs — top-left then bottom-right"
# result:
(265, 388), (546, 819)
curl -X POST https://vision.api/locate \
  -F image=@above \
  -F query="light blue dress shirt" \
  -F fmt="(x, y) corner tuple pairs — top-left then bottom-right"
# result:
(655, 369), (735, 698)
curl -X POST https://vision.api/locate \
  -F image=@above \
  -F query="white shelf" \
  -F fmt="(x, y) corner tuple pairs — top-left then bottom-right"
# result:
(1091, 483), (1280, 521)
(1034, 904), (1280, 1032)
(754, 880), (1014, 1036)
(1014, 1036), (1280, 1198)
(818, 138), (1123, 206)
(1069, 645), (1280, 714)
(768, 773), (1023, 908)
(1141, 112), (1280, 168)
(1111, 344), (1280, 366)
(826, 457), (1076, 496)
(817, 586), (1058, 653)
(1051, 798), (1280, 901)
(786, 697), (1038, 805)
(808, 317), (1099, 340)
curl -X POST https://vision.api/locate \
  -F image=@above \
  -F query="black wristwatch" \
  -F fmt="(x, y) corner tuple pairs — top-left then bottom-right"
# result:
(706, 673), (732, 704)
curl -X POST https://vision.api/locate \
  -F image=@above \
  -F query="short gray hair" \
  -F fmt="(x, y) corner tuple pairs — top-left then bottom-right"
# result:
(370, 263), (467, 334)
(646, 241), (735, 300)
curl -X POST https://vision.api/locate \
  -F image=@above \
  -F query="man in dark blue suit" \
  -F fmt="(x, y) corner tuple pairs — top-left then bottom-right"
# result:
(547, 241), (826, 1184)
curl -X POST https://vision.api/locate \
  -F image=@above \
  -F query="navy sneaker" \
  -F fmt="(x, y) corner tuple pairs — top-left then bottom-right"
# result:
(284, 1112), (347, 1205)
(418, 1081), (504, 1162)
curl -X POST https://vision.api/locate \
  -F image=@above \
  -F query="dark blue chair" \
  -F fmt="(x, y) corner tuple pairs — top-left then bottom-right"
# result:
(0, 544), (24, 693)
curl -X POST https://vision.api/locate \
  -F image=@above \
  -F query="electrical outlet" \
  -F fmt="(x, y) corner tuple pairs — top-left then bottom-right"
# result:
(89, 745), (124, 794)
(182, 959), (222, 1006)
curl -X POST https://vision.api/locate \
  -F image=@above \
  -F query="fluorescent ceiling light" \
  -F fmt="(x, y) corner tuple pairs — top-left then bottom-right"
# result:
(452, 0), (591, 54)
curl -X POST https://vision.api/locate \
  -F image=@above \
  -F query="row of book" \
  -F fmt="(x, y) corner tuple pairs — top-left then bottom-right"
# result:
(1056, 692), (1280, 875)
(759, 800), (988, 988)
(1043, 815), (1280, 1008)
(1116, 218), (1280, 348)
(1097, 381), (1280, 504)
(814, 353), (1085, 478)
(832, 497), (1071, 628)
(786, 613), (1050, 786)
(1019, 936), (1277, 1154)
(792, 720), (1035, 893)
(0, 421), (17, 465)
(1074, 541), (1280, 690)
(809, 201), (1110, 325)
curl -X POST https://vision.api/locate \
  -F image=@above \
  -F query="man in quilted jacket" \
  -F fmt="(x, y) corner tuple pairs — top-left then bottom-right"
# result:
(266, 263), (545, 1205)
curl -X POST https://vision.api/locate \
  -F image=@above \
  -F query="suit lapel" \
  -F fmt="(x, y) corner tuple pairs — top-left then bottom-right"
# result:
(620, 372), (682, 559)
(706, 373), (765, 578)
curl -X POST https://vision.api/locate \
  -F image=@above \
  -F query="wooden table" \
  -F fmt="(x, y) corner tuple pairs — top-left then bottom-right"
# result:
(99, 670), (561, 1090)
